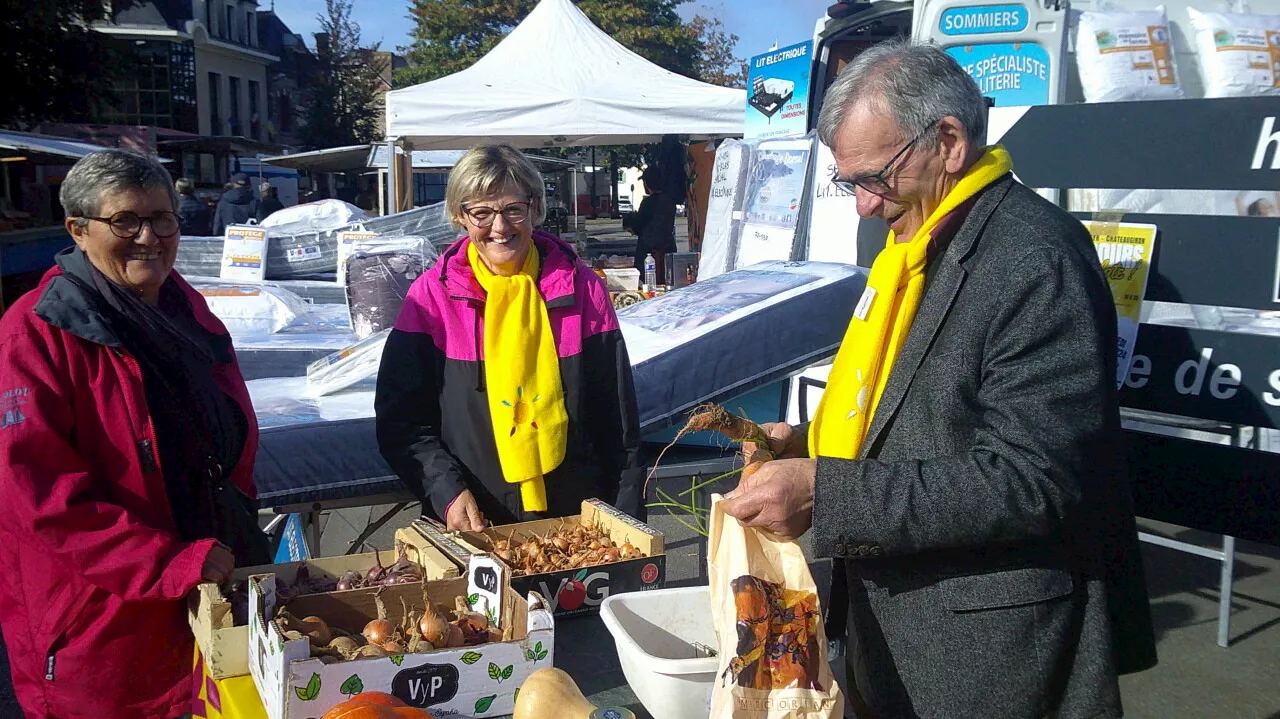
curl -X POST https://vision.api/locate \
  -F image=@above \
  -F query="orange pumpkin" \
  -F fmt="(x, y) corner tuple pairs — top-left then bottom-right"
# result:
(320, 693), (435, 719)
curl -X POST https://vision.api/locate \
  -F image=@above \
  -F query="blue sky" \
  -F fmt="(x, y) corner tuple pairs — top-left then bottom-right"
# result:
(269, 0), (833, 63)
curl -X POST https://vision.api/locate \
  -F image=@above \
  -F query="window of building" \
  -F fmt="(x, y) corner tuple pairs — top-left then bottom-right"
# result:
(208, 72), (222, 134)
(246, 10), (255, 46)
(248, 80), (260, 140)
(414, 173), (448, 207)
(228, 77), (241, 136)
(99, 40), (197, 133)
(225, 4), (233, 40)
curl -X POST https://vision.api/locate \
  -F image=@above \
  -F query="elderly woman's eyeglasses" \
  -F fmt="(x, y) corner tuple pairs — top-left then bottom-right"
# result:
(82, 210), (181, 240)
(461, 201), (532, 227)
(831, 121), (938, 198)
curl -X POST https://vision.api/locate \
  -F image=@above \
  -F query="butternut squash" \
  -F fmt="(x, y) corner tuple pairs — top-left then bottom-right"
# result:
(512, 668), (635, 719)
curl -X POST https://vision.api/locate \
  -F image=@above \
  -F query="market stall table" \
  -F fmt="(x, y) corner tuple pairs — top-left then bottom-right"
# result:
(194, 499), (836, 719)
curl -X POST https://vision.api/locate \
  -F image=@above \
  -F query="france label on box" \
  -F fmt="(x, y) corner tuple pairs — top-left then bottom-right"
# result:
(221, 225), (267, 282)
(248, 573), (554, 719)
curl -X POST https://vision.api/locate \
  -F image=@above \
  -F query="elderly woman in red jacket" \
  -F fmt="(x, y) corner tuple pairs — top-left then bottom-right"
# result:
(0, 150), (268, 719)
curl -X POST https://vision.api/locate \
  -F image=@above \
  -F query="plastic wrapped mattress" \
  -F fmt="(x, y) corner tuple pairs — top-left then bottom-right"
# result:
(618, 261), (868, 431)
(248, 377), (402, 508)
(246, 261), (869, 507)
(231, 304), (359, 380)
(174, 202), (459, 280)
(174, 234), (339, 278)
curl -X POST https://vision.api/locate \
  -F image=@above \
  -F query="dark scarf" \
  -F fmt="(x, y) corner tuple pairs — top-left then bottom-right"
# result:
(62, 250), (269, 566)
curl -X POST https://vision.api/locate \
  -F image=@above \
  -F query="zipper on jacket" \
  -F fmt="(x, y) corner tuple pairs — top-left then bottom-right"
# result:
(138, 439), (159, 474)
(472, 311), (485, 392)
(45, 653), (55, 681)
(113, 350), (165, 478)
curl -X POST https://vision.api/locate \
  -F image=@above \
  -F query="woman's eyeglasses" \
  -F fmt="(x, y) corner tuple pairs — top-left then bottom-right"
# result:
(82, 210), (181, 240)
(831, 120), (938, 198)
(461, 201), (532, 227)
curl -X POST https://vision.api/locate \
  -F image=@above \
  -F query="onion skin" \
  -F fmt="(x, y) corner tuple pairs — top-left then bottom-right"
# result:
(418, 603), (449, 645)
(363, 618), (395, 646)
(328, 636), (361, 659)
(445, 623), (465, 648)
(299, 616), (333, 646)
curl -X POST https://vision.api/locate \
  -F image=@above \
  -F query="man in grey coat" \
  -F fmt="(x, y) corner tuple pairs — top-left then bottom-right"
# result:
(721, 39), (1156, 718)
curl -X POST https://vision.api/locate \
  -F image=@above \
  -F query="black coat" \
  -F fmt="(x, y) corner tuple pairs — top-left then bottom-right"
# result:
(257, 195), (285, 222)
(177, 194), (212, 237)
(211, 186), (259, 236)
(631, 191), (677, 255)
(812, 176), (1156, 718)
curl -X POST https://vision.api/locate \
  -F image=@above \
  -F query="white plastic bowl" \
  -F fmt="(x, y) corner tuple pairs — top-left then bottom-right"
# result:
(600, 586), (719, 719)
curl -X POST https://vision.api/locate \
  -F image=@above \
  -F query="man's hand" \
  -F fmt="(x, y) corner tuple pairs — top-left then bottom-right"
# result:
(719, 458), (816, 540)
(742, 422), (808, 461)
(445, 489), (487, 531)
(201, 543), (236, 584)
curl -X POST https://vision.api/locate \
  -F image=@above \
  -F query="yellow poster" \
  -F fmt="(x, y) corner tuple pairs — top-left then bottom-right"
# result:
(1083, 220), (1158, 389)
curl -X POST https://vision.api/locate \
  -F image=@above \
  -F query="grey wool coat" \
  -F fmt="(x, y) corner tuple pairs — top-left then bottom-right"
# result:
(811, 175), (1158, 719)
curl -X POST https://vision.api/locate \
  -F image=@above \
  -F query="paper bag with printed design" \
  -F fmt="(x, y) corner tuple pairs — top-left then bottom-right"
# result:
(708, 495), (843, 718)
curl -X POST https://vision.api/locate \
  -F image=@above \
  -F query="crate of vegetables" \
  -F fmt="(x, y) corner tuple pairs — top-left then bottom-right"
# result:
(248, 556), (555, 719)
(190, 540), (458, 679)
(398, 498), (666, 618)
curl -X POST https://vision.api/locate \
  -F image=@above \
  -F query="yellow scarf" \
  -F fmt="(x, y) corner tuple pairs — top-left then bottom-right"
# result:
(468, 242), (569, 512)
(809, 146), (1013, 460)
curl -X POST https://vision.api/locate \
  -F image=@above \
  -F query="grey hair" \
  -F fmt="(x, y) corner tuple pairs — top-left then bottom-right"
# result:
(817, 38), (986, 149)
(445, 144), (547, 228)
(61, 149), (178, 228)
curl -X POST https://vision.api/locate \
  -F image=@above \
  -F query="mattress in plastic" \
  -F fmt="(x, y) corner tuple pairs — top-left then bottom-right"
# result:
(174, 203), (459, 279)
(618, 261), (868, 431)
(233, 304), (359, 381)
(247, 262), (868, 508)
(250, 377), (404, 509)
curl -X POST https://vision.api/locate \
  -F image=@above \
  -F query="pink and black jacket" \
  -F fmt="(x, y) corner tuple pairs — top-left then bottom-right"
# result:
(375, 231), (643, 524)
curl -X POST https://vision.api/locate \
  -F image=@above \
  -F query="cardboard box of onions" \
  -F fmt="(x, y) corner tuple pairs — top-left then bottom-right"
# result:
(248, 558), (555, 719)
(397, 499), (666, 618)
(189, 541), (458, 679)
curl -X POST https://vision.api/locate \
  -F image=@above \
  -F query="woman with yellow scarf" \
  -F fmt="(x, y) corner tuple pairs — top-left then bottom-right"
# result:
(376, 145), (643, 529)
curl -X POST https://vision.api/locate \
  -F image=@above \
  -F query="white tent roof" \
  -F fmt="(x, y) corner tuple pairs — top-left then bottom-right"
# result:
(384, 0), (746, 150)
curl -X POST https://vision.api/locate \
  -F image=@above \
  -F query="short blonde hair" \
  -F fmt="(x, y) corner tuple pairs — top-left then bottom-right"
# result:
(445, 144), (547, 227)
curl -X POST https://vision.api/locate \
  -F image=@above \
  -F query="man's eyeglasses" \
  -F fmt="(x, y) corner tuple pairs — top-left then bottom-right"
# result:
(461, 201), (532, 227)
(82, 210), (181, 240)
(831, 121), (938, 198)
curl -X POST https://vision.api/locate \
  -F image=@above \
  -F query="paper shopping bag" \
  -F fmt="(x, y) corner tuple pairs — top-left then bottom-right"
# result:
(708, 494), (844, 718)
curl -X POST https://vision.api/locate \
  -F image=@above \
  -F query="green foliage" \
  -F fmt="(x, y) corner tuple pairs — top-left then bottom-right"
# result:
(299, 0), (386, 149)
(396, 0), (703, 88)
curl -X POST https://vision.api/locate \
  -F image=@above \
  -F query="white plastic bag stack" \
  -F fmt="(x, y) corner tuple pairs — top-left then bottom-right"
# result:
(195, 283), (313, 337)
(257, 199), (369, 234)
(1188, 7), (1280, 97)
(1076, 6), (1183, 102)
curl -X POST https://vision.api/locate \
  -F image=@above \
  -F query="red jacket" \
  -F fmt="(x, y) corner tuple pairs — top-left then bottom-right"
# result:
(0, 263), (258, 719)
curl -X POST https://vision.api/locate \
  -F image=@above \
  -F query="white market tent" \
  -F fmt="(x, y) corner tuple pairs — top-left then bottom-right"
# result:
(383, 0), (746, 150)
